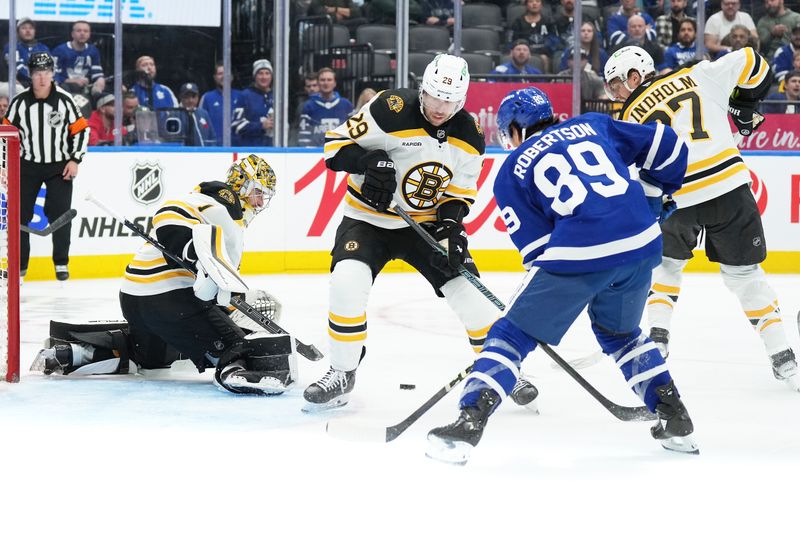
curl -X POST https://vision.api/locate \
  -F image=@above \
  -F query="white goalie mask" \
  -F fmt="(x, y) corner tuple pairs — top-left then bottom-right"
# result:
(603, 46), (655, 101)
(419, 54), (470, 125)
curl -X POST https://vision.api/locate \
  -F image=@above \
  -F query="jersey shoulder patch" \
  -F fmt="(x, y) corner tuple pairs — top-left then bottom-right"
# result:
(447, 110), (486, 156)
(197, 181), (243, 221)
(369, 88), (420, 133)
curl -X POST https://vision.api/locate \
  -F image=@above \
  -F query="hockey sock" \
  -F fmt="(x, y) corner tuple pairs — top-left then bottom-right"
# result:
(647, 257), (687, 332)
(721, 264), (792, 355)
(593, 325), (673, 411)
(459, 318), (537, 408)
(328, 260), (372, 372)
(441, 276), (501, 353)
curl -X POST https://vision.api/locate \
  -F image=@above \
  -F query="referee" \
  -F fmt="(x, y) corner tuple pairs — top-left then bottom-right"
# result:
(3, 52), (89, 281)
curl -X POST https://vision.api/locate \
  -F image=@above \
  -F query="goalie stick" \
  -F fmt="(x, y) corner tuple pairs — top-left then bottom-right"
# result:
(85, 192), (324, 362)
(395, 206), (655, 423)
(21, 209), (78, 236)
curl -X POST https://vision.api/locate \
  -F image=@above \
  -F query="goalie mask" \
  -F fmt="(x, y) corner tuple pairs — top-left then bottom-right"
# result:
(419, 54), (470, 126)
(226, 154), (276, 225)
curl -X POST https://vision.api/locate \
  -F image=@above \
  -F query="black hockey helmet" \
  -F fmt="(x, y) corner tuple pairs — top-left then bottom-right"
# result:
(28, 52), (55, 73)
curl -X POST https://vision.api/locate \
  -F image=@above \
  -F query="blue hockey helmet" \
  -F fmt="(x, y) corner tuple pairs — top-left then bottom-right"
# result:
(496, 87), (554, 149)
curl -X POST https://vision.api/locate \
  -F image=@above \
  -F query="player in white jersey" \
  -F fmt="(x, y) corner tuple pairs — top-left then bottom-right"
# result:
(604, 46), (799, 388)
(303, 54), (538, 411)
(32, 155), (297, 396)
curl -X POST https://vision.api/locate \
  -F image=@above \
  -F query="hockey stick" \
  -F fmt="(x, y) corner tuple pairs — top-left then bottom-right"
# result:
(395, 206), (655, 422)
(84, 192), (324, 362)
(326, 365), (472, 443)
(21, 209), (78, 236)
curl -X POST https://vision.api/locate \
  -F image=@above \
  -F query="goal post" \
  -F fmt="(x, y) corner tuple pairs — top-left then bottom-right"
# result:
(1, 125), (20, 383)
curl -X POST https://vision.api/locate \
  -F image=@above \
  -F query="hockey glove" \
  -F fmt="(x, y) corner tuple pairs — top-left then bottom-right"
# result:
(428, 219), (468, 272)
(359, 150), (396, 212)
(647, 196), (677, 224)
(728, 98), (765, 137)
(193, 264), (232, 306)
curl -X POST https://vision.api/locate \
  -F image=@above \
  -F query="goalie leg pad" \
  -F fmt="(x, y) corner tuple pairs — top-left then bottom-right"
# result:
(214, 333), (297, 396)
(44, 320), (132, 374)
(720, 264), (792, 355)
(593, 324), (673, 412)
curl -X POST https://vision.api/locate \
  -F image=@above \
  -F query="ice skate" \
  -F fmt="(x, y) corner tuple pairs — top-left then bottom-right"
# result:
(770, 349), (799, 392)
(650, 380), (699, 454)
(302, 366), (356, 412)
(649, 327), (670, 359)
(510, 377), (539, 413)
(426, 389), (499, 465)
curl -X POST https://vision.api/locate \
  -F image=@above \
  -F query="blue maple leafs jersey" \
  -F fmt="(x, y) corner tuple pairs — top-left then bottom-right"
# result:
(494, 113), (687, 273)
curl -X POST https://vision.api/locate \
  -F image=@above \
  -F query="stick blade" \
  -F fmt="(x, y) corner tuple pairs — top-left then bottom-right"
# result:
(325, 418), (390, 443)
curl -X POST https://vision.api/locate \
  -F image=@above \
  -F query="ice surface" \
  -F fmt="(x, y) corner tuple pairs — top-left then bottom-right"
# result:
(2, 272), (800, 559)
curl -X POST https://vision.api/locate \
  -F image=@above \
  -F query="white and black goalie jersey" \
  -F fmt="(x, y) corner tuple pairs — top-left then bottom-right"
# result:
(619, 47), (770, 208)
(120, 182), (245, 296)
(323, 88), (485, 229)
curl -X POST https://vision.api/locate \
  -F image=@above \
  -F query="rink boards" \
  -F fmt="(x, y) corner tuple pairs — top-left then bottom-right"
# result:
(26, 148), (800, 280)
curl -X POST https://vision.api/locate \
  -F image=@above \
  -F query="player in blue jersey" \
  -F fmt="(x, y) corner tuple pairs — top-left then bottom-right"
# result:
(52, 20), (106, 96)
(297, 68), (354, 147)
(427, 87), (698, 465)
(200, 62), (243, 145)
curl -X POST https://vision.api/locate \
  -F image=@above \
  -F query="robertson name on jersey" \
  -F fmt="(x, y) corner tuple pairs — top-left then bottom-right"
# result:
(323, 88), (485, 229)
(120, 182), (245, 296)
(495, 113), (687, 273)
(619, 47), (769, 208)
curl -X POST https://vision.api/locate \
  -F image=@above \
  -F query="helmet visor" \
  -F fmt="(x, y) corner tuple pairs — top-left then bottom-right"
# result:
(421, 92), (459, 124)
(604, 76), (627, 101)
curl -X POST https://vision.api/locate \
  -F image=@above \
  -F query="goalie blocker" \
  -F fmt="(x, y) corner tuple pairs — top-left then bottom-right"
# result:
(31, 317), (297, 396)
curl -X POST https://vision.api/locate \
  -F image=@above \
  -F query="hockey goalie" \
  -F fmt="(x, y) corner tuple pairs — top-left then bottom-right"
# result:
(31, 154), (297, 396)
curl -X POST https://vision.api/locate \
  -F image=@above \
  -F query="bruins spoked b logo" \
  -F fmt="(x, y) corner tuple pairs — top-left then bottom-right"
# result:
(402, 161), (453, 210)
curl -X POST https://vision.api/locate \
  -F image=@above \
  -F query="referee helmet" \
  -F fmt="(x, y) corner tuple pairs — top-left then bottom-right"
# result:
(28, 52), (55, 73)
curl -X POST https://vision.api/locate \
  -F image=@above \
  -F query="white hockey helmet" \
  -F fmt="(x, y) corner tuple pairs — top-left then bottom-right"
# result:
(603, 46), (655, 100)
(225, 154), (276, 225)
(419, 54), (470, 122)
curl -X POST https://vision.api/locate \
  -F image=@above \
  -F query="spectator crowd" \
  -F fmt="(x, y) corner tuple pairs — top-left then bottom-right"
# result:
(4, 0), (800, 147)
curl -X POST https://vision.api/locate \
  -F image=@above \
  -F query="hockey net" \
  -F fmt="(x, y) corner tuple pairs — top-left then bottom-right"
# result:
(0, 125), (20, 383)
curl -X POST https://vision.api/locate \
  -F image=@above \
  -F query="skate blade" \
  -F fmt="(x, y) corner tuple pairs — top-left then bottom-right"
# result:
(301, 393), (351, 413)
(425, 435), (473, 466)
(660, 435), (700, 455)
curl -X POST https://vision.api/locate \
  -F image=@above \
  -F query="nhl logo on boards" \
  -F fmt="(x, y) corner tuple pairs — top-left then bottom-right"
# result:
(48, 111), (64, 127)
(130, 162), (164, 205)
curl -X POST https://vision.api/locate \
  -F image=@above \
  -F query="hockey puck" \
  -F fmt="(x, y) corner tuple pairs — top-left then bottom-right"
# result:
(399, 384), (416, 390)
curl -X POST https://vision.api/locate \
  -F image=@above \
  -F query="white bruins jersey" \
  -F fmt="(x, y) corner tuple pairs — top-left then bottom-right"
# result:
(620, 47), (769, 208)
(323, 88), (485, 229)
(120, 182), (245, 297)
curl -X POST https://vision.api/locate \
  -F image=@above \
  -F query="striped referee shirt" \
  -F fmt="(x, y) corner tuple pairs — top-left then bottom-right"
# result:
(3, 82), (89, 164)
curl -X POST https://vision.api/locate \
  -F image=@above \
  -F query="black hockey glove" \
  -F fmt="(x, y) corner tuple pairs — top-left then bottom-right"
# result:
(428, 219), (468, 272)
(728, 98), (765, 137)
(359, 150), (396, 212)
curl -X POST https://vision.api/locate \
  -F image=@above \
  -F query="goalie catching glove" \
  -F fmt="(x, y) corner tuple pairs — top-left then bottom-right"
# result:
(358, 150), (396, 212)
(728, 98), (765, 137)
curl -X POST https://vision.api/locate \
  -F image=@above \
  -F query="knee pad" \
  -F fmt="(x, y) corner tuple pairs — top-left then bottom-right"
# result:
(592, 324), (672, 411)
(460, 318), (536, 407)
(214, 332), (297, 395)
(441, 276), (501, 352)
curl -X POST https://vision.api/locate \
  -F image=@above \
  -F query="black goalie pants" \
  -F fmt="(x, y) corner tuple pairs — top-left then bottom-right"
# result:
(19, 160), (74, 272)
(119, 288), (246, 370)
